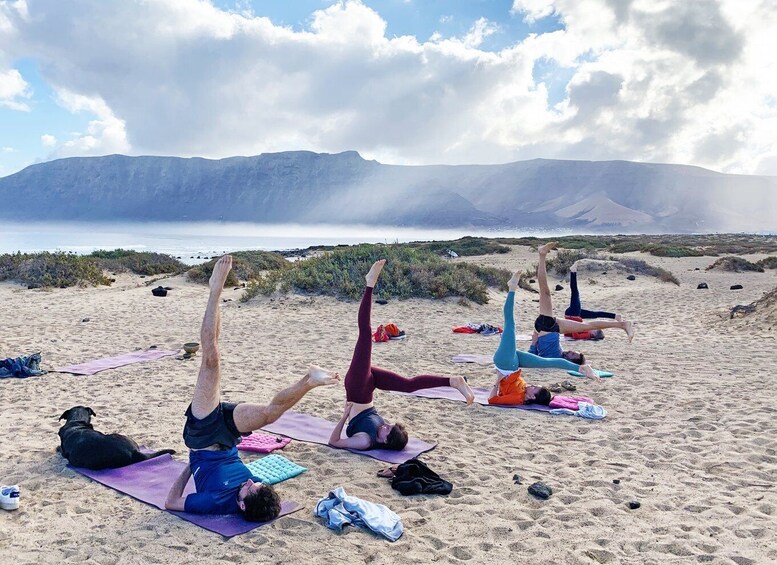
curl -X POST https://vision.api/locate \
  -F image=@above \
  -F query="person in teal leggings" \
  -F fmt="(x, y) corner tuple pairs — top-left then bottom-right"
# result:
(493, 270), (598, 388)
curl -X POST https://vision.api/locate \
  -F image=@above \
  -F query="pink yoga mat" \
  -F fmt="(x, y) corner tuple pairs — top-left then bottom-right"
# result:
(69, 454), (302, 537)
(55, 349), (178, 375)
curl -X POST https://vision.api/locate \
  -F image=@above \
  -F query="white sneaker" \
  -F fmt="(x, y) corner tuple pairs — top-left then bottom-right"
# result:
(0, 485), (20, 510)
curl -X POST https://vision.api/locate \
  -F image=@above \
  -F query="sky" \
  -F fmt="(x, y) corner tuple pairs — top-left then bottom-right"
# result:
(1, 0), (776, 178)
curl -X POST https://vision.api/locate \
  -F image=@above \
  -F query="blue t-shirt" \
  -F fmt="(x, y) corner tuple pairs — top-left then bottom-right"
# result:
(184, 447), (258, 515)
(528, 332), (563, 359)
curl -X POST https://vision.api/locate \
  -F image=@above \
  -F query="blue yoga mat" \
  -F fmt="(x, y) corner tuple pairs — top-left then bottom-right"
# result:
(244, 455), (306, 485)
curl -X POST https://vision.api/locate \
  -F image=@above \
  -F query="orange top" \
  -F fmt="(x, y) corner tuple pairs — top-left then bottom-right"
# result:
(488, 369), (526, 405)
(564, 314), (593, 340)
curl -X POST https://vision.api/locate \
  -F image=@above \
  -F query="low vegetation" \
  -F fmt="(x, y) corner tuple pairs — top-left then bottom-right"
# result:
(756, 256), (777, 270)
(90, 249), (188, 276)
(241, 244), (510, 304)
(188, 250), (290, 287)
(706, 256), (764, 273)
(615, 257), (680, 285)
(0, 252), (111, 288)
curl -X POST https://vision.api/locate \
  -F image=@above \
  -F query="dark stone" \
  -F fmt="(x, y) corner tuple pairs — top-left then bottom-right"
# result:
(376, 299), (389, 305)
(529, 279), (536, 284)
(694, 267), (700, 271)
(109, 278), (116, 283)
(613, 479), (620, 484)
(697, 283), (708, 289)
(164, 287), (173, 291)
(628, 500), (641, 510)
(81, 318), (90, 323)
(149, 345), (158, 349)
(27, 284), (41, 289)
(730, 284), (743, 290)
(555, 284), (564, 291)
(151, 286), (168, 297)
(139, 275), (146, 278)
(512, 474), (522, 484)
(626, 275), (636, 281)
(528, 482), (552, 500)
(602, 272), (607, 275)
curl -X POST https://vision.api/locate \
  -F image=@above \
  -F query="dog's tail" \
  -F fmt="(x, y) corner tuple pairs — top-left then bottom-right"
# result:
(136, 449), (176, 463)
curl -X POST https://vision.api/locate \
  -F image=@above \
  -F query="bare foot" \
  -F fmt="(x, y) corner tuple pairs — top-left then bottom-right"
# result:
(209, 255), (233, 292)
(451, 376), (475, 406)
(624, 321), (635, 343)
(307, 365), (340, 387)
(365, 259), (386, 288)
(579, 364), (601, 380)
(538, 241), (557, 256)
(507, 270), (521, 291)
(570, 261), (578, 274)
(615, 313), (623, 322)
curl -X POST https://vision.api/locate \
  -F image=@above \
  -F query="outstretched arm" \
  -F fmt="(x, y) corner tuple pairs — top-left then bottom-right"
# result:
(165, 465), (192, 511)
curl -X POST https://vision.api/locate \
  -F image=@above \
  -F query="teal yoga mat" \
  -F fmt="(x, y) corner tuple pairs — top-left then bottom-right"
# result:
(567, 369), (614, 378)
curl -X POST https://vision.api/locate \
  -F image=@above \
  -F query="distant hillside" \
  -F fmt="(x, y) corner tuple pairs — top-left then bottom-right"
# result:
(1, 151), (775, 232)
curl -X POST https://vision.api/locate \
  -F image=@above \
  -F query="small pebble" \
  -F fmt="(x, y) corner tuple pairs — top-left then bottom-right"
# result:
(81, 318), (90, 323)
(697, 283), (708, 289)
(376, 299), (389, 305)
(626, 275), (636, 281)
(554, 284), (564, 291)
(613, 479), (620, 484)
(628, 500), (641, 510)
(730, 284), (743, 290)
(512, 474), (522, 484)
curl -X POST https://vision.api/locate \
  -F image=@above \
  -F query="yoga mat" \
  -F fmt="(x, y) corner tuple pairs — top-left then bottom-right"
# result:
(390, 386), (553, 413)
(451, 354), (492, 365)
(261, 410), (436, 464)
(69, 454), (302, 537)
(567, 369), (614, 378)
(55, 349), (178, 375)
(237, 432), (291, 454)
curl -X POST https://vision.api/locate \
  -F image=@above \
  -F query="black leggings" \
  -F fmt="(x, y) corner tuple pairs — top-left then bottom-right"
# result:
(564, 272), (616, 319)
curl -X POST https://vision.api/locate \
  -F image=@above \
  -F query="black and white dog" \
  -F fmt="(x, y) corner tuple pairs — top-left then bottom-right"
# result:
(58, 406), (175, 470)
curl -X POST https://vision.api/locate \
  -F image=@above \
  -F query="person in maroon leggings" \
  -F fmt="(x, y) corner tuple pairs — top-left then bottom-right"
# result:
(328, 260), (474, 451)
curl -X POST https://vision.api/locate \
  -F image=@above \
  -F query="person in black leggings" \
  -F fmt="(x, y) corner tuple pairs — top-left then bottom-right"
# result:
(565, 260), (621, 322)
(328, 260), (474, 452)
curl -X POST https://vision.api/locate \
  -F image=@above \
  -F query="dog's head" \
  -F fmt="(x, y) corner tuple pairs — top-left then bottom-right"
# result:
(59, 406), (96, 424)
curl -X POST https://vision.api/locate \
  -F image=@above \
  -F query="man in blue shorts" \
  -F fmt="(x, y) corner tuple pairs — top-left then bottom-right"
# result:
(165, 255), (339, 521)
(530, 242), (635, 365)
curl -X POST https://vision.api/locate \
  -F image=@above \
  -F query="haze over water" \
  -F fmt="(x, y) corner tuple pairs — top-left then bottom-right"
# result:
(2, 221), (577, 264)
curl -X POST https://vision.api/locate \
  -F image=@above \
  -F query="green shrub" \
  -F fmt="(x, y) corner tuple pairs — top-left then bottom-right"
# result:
(644, 245), (704, 258)
(90, 249), (187, 276)
(246, 243), (510, 304)
(705, 256), (764, 273)
(546, 249), (602, 276)
(412, 237), (511, 257)
(614, 257), (680, 285)
(188, 250), (290, 287)
(0, 252), (111, 288)
(756, 256), (777, 270)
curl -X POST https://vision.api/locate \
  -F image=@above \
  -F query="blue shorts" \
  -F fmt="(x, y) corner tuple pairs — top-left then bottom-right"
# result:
(182, 402), (250, 450)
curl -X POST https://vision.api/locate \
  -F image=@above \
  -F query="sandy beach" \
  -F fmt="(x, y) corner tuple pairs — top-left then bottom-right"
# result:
(1, 245), (775, 564)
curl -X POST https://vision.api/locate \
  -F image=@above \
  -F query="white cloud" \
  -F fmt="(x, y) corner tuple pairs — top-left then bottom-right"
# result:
(0, 68), (31, 110)
(40, 134), (55, 146)
(2, 146), (15, 152)
(0, 0), (774, 174)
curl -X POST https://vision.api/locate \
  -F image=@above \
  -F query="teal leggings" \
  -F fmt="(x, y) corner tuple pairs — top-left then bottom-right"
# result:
(493, 291), (580, 372)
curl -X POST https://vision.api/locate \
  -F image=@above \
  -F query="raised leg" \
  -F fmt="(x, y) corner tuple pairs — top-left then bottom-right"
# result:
(190, 255), (232, 420)
(514, 349), (580, 372)
(233, 366), (339, 431)
(555, 318), (634, 342)
(537, 242), (557, 317)
(493, 272), (520, 371)
(372, 367), (474, 405)
(564, 269), (582, 317)
(343, 260), (385, 403)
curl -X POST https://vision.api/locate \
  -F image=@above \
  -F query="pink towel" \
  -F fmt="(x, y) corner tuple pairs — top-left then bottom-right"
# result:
(55, 349), (178, 375)
(549, 395), (594, 410)
(237, 433), (291, 453)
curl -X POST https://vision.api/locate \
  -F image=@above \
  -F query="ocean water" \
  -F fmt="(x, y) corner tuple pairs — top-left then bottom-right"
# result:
(0, 221), (572, 264)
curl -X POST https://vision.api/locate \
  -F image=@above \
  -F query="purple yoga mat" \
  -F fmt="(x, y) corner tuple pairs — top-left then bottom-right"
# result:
(55, 349), (179, 375)
(69, 454), (302, 537)
(261, 410), (436, 464)
(391, 386), (554, 412)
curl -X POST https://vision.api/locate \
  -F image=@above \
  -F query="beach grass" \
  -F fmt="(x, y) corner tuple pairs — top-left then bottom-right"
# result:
(90, 249), (188, 276)
(0, 252), (111, 288)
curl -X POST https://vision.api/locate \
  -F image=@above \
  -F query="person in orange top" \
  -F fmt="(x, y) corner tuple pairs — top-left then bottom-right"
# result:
(488, 368), (550, 406)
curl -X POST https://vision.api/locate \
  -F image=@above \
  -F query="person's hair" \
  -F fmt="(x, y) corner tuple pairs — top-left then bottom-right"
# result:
(590, 330), (605, 341)
(384, 423), (409, 451)
(242, 484), (281, 522)
(562, 350), (585, 365)
(525, 387), (552, 406)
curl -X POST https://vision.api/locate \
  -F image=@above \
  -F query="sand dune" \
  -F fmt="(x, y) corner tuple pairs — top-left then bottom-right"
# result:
(1, 245), (775, 564)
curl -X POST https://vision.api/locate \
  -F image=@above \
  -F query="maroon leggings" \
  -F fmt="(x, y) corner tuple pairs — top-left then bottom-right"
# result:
(344, 286), (451, 404)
